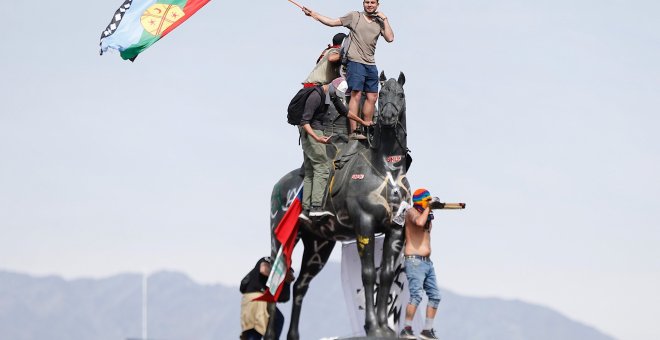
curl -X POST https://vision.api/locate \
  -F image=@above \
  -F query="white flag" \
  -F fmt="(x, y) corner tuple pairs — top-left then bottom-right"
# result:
(266, 246), (287, 292)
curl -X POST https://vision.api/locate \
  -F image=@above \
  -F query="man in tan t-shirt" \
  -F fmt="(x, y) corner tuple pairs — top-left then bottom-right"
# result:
(302, 0), (394, 140)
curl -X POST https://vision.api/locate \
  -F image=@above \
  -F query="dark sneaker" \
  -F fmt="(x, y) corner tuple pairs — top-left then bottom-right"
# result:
(419, 328), (438, 340)
(399, 326), (416, 339)
(298, 209), (311, 222)
(309, 206), (334, 217)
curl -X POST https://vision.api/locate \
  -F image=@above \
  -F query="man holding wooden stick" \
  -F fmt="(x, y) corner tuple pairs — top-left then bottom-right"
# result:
(399, 189), (465, 339)
(297, 0), (394, 140)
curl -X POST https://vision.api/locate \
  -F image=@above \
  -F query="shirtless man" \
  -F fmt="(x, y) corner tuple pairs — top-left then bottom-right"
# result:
(400, 188), (441, 340)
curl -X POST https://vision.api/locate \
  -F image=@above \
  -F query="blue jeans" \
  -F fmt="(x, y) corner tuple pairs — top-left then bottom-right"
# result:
(346, 60), (379, 93)
(404, 258), (441, 308)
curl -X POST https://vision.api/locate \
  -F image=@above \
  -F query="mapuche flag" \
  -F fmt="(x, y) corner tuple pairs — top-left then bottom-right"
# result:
(100, 0), (210, 61)
(254, 185), (303, 303)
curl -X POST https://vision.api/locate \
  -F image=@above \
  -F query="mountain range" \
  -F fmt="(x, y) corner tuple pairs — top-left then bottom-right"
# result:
(0, 263), (615, 340)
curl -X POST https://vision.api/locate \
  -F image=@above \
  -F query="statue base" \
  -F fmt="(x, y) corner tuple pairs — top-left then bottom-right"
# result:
(338, 337), (400, 340)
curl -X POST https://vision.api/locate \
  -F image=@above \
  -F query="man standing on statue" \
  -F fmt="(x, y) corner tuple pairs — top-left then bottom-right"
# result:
(302, 0), (394, 140)
(400, 189), (442, 340)
(296, 78), (369, 221)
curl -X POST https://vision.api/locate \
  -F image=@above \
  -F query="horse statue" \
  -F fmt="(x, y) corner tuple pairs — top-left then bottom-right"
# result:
(266, 71), (410, 339)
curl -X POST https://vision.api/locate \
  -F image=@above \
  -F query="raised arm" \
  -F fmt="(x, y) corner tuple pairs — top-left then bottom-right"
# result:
(407, 206), (432, 229)
(375, 12), (394, 42)
(302, 7), (342, 27)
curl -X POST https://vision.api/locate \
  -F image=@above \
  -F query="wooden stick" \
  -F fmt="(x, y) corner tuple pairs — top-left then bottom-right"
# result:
(287, 0), (303, 9)
(440, 203), (466, 209)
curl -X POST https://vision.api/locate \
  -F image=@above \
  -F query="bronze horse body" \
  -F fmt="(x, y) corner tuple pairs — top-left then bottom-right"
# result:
(266, 72), (410, 339)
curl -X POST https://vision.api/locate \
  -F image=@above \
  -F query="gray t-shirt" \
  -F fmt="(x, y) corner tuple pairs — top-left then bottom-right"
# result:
(300, 89), (329, 130)
(340, 11), (382, 65)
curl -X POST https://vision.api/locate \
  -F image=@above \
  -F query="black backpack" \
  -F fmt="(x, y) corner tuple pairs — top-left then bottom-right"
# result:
(287, 86), (324, 125)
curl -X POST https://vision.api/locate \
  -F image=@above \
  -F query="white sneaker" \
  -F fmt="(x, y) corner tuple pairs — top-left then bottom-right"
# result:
(309, 207), (334, 217)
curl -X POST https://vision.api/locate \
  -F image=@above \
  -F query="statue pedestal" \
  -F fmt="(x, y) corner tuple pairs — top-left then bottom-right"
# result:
(337, 337), (400, 340)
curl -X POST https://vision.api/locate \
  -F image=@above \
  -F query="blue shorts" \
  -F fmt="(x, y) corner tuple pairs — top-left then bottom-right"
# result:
(404, 257), (441, 308)
(346, 61), (379, 93)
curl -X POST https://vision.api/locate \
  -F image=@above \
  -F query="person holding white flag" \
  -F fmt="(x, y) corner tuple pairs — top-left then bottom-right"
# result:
(239, 257), (295, 340)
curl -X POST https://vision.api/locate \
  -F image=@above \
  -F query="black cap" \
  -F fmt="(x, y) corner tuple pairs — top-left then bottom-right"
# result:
(332, 33), (347, 46)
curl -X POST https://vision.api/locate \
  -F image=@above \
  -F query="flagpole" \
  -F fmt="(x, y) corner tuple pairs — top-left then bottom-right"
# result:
(142, 272), (148, 340)
(287, 0), (304, 10)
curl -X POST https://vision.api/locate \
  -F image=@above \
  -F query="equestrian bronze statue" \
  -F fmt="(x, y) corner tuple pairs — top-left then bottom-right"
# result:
(266, 72), (410, 339)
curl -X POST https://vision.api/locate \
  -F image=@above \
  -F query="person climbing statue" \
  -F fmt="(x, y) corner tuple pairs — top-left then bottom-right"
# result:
(239, 257), (295, 340)
(301, 0), (394, 140)
(302, 33), (347, 87)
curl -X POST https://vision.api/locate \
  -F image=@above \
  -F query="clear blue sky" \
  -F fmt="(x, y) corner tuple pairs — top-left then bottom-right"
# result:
(1, 1), (658, 340)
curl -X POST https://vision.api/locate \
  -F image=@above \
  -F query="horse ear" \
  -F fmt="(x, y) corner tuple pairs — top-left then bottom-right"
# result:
(379, 71), (387, 82)
(398, 72), (406, 86)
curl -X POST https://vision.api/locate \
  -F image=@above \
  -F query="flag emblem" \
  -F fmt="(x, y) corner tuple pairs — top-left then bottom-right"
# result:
(141, 4), (185, 36)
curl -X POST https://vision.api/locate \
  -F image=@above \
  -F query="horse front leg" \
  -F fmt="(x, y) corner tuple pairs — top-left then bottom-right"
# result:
(375, 225), (405, 335)
(287, 236), (335, 340)
(264, 240), (282, 340)
(354, 215), (380, 336)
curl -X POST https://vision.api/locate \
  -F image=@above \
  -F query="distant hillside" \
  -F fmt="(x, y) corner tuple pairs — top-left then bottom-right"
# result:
(0, 264), (615, 340)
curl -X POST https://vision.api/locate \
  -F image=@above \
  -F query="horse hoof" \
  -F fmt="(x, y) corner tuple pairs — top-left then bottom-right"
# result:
(378, 326), (396, 337)
(383, 327), (396, 336)
(367, 327), (394, 338)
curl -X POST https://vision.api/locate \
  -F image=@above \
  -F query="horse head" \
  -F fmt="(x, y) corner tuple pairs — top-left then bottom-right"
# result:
(372, 71), (408, 155)
(377, 71), (406, 128)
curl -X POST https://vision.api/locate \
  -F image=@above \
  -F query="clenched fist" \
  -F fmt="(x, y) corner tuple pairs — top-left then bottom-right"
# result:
(428, 197), (445, 210)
